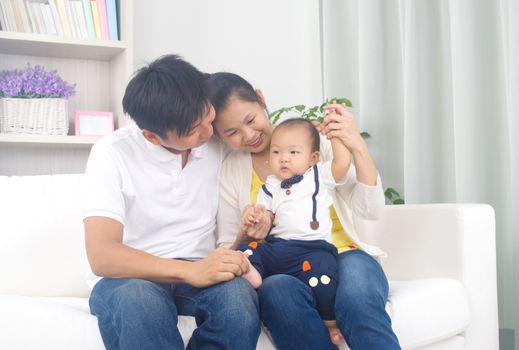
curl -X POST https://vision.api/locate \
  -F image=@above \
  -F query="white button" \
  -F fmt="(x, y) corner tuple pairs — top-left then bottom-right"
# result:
(320, 275), (331, 285)
(309, 277), (319, 287)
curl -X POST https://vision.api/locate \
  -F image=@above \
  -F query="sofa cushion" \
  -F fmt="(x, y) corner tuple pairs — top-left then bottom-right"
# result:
(388, 279), (469, 349)
(0, 175), (90, 298)
(0, 295), (104, 350)
(0, 295), (276, 350)
(0, 278), (468, 350)
(415, 336), (465, 350)
(135, 278), (469, 350)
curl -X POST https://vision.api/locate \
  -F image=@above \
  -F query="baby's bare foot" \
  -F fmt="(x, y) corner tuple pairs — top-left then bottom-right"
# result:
(324, 320), (344, 346)
(242, 251), (262, 288)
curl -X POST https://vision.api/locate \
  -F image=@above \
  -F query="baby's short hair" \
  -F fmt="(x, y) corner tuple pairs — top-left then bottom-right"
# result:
(273, 118), (320, 152)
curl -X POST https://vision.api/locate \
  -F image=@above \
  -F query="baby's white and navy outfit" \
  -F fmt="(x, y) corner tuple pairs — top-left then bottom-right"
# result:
(238, 161), (344, 320)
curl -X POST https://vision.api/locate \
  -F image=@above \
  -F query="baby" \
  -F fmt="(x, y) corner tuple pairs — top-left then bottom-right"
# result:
(238, 115), (350, 345)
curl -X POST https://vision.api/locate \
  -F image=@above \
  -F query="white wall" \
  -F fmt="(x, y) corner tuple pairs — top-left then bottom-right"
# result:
(133, 0), (323, 112)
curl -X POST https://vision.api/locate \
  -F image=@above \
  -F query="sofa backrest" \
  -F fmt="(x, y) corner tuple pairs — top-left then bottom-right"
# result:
(0, 174), (91, 298)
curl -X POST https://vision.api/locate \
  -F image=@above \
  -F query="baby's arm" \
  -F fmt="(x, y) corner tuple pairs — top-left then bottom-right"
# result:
(324, 103), (378, 186)
(330, 133), (351, 183)
(320, 104), (352, 183)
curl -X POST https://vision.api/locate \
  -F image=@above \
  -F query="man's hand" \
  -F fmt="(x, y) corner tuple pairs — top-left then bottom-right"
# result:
(185, 247), (250, 288)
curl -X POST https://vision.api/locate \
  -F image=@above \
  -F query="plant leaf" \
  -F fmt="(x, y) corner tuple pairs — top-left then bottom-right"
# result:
(385, 187), (400, 197)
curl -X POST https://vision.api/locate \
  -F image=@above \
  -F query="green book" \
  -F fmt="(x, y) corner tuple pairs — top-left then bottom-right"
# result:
(80, 0), (95, 39)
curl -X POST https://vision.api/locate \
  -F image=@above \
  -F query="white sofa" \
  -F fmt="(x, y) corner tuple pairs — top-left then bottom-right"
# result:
(0, 174), (499, 350)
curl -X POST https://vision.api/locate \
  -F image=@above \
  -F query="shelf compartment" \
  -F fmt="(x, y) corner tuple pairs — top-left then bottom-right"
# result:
(0, 31), (127, 61)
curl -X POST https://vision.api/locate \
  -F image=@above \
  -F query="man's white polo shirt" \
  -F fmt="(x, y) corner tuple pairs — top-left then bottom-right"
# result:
(82, 123), (223, 287)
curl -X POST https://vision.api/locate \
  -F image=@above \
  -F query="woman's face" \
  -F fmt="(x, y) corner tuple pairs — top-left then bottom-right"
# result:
(213, 95), (273, 153)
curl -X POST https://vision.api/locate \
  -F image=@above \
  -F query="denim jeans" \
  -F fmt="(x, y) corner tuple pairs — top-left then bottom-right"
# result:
(258, 249), (401, 350)
(90, 277), (260, 350)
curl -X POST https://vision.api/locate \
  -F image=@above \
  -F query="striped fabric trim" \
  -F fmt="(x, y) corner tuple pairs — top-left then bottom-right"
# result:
(261, 184), (273, 198)
(311, 164), (319, 222)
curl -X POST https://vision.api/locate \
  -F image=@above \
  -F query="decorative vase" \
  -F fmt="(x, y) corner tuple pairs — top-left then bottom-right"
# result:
(0, 98), (69, 135)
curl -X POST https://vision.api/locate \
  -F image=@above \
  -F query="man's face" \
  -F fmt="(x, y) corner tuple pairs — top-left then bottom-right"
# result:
(147, 105), (216, 153)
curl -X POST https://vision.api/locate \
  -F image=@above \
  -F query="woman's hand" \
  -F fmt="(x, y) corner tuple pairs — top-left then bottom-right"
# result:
(321, 103), (367, 155)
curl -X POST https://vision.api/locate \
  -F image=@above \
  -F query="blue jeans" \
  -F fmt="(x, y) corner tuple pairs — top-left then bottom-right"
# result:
(258, 249), (401, 350)
(90, 277), (260, 350)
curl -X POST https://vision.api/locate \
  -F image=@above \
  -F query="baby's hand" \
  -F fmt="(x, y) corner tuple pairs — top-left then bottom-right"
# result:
(239, 204), (271, 240)
(241, 204), (261, 226)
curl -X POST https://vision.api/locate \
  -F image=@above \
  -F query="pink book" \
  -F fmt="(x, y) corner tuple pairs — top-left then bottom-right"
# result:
(96, 0), (108, 39)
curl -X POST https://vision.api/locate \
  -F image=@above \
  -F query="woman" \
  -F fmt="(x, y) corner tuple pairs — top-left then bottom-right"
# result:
(208, 72), (401, 350)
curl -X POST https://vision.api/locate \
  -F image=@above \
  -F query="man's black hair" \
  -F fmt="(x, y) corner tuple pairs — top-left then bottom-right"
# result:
(122, 54), (210, 138)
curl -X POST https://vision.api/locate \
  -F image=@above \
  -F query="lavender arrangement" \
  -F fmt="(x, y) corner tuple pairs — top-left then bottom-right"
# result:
(0, 64), (76, 99)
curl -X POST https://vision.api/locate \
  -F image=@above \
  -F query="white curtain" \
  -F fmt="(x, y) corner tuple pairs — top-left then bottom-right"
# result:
(322, 0), (518, 344)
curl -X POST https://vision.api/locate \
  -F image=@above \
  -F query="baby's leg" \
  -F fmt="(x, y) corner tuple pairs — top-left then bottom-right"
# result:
(295, 243), (343, 344)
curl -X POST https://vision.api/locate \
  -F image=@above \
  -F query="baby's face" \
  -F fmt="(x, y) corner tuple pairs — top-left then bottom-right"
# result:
(269, 125), (318, 180)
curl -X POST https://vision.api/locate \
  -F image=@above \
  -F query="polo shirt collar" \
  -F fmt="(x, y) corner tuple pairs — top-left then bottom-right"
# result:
(144, 137), (208, 162)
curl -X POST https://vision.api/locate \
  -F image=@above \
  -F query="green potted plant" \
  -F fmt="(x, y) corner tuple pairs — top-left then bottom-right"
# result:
(269, 98), (405, 205)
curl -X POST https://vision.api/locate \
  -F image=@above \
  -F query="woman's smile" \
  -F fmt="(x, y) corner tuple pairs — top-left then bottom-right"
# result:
(245, 134), (264, 149)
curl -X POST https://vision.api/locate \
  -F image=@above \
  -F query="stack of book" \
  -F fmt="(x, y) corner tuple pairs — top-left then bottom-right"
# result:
(0, 0), (119, 40)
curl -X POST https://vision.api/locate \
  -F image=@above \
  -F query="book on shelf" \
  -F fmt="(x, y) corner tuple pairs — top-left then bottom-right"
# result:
(89, 0), (101, 39)
(10, 0), (24, 32)
(64, 0), (78, 37)
(0, 1), (8, 31)
(29, 1), (45, 34)
(54, 0), (71, 36)
(0, 0), (119, 41)
(47, 0), (63, 35)
(71, 0), (87, 38)
(15, 0), (30, 32)
(23, 0), (38, 33)
(80, 0), (94, 38)
(0, 2), (5, 30)
(105, 0), (116, 40)
(95, 0), (108, 40)
(65, 0), (81, 38)
(41, 2), (57, 35)
(1, 0), (16, 32)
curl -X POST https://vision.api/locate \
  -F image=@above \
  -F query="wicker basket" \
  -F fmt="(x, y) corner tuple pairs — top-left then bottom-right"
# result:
(0, 98), (69, 135)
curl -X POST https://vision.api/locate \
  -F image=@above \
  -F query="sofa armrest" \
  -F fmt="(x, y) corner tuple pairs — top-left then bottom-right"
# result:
(357, 203), (499, 350)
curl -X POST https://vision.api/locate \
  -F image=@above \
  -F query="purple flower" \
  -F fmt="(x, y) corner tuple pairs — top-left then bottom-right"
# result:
(0, 64), (76, 99)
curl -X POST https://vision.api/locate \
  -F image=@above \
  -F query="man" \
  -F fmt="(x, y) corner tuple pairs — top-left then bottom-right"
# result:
(83, 55), (260, 349)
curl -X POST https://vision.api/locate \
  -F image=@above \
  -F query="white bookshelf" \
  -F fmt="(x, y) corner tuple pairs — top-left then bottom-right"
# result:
(0, 31), (127, 60)
(0, 1), (133, 175)
(0, 133), (101, 145)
